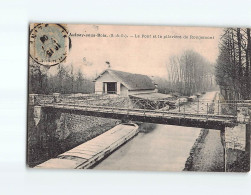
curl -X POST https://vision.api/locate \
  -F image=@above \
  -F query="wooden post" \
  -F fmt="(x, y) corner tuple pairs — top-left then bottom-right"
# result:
(218, 100), (220, 115)
(52, 93), (61, 103)
(245, 123), (250, 153)
(235, 102), (238, 120)
(206, 103), (208, 118)
(29, 94), (38, 106)
(197, 99), (199, 113)
(245, 123), (250, 171)
(178, 99), (180, 112)
(221, 127), (227, 172)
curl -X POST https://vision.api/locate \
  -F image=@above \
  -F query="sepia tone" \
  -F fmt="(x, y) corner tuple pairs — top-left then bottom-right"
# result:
(27, 23), (250, 172)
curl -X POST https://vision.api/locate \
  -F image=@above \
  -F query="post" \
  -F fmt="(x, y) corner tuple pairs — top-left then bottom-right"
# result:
(34, 106), (42, 126)
(29, 94), (38, 106)
(53, 93), (61, 103)
(183, 106), (185, 118)
(74, 95), (76, 110)
(218, 100), (220, 115)
(245, 124), (250, 168)
(178, 99), (180, 112)
(245, 102), (251, 162)
(206, 103), (208, 117)
(221, 127), (227, 172)
(235, 102), (238, 120)
(197, 99), (199, 113)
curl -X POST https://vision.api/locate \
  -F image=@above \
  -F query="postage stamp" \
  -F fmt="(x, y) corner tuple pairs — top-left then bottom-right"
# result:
(29, 23), (69, 66)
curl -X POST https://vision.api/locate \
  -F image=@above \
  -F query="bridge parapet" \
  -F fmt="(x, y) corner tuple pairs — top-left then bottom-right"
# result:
(29, 94), (39, 106)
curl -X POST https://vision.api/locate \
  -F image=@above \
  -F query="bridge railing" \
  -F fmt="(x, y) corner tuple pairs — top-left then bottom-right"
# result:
(31, 93), (250, 123)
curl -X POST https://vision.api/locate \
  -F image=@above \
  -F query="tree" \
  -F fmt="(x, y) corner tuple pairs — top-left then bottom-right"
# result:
(75, 68), (84, 93)
(29, 60), (49, 94)
(167, 50), (216, 96)
(215, 28), (251, 100)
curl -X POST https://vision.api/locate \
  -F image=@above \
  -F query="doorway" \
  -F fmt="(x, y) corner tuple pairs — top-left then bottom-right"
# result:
(106, 82), (117, 94)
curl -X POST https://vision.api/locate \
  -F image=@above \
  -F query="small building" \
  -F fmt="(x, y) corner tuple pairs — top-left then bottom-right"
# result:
(94, 69), (157, 96)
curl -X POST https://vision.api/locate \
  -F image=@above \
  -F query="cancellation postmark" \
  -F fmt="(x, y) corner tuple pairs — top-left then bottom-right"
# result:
(29, 23), (69, 66)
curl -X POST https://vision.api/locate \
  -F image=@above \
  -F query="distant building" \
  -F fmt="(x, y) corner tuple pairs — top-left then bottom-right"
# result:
(94, 69), (157, 96)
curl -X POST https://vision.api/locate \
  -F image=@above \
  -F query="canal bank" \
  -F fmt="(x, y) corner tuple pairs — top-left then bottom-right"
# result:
(183, 129), (224, 172)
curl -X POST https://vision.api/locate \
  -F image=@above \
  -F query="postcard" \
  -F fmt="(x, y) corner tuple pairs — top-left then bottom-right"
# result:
(27, 23), (250, 172)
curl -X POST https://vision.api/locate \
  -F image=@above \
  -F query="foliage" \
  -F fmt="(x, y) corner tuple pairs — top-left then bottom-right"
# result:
(29, 62), (94, 94)
(215, 28), (251, 100)
(166, 50), (217, 96)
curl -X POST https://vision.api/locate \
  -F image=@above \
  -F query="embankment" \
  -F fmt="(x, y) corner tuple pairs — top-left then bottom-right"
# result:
(226, 148), (250, 172)
(27, 96), (128, 167)
(183, 129), (209, 171)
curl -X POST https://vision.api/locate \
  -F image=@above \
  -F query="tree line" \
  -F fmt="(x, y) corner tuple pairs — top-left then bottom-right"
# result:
(215, 28), (251, 100)
(165, 50), (217, 96)
(29, 62), (94, 94)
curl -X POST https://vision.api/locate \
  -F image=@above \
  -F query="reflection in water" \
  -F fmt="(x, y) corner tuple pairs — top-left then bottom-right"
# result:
(94, 124), (201, 171)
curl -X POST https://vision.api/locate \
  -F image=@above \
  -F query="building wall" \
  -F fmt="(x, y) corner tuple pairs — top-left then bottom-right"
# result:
(95, 82), (103, 94)
(117, 82), (121, 95)
(120, 84), (128, 96)
(95, 72), (119, 94)
(95, 71), (157, 96)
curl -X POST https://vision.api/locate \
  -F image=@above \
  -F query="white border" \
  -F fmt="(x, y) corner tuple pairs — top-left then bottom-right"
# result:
(0, 0), (250, 194)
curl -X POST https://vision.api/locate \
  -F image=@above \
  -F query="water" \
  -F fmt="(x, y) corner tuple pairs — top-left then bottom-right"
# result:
(94, 124), (201, 171)
(94, 92), (218, 171)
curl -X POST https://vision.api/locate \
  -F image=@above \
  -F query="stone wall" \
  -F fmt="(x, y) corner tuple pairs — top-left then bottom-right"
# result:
(225, 125), (246, 151)
(54, 113), (119, 140)
(27, 106), (119, 167)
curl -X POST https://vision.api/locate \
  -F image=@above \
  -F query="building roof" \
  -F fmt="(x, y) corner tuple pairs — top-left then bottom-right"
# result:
(94, 69), (156, 90)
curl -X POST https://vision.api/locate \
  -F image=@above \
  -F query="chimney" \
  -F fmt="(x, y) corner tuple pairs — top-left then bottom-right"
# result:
(106, 61), (111, 69)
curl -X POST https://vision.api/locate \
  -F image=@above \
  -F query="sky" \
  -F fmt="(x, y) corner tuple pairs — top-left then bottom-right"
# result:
(48, 24), (223, 78)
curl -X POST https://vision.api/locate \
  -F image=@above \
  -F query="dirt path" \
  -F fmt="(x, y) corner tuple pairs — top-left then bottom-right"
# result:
(184, 91), (225, 172)
(189, 130), (224, 172)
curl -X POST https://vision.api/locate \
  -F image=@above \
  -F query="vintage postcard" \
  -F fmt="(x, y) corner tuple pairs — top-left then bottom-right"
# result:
(27, 23), (250, 172)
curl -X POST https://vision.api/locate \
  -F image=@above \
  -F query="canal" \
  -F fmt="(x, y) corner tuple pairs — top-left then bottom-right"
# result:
(94, 91), (219, 171)
(94, 124), (201, 171)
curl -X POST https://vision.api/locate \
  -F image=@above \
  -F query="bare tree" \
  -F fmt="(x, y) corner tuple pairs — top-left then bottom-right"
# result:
(167, 50), (216, 96)
(216, 28), (251, 100)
